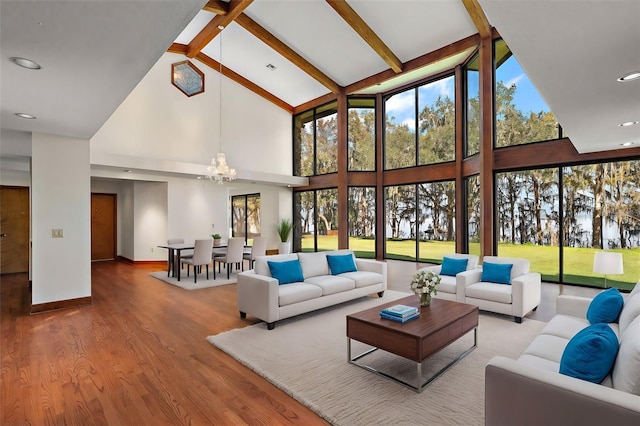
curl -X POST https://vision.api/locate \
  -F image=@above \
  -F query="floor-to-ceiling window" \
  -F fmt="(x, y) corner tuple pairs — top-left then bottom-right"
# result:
(292, 35), (639, 292)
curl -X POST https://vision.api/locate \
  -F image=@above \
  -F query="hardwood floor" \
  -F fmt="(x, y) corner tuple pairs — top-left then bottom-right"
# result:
(1, 261), (329, 425)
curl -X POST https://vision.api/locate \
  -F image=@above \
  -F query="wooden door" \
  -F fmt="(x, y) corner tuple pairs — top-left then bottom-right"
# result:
(0, 186), (30, 274)
(91, 193), (116, 261)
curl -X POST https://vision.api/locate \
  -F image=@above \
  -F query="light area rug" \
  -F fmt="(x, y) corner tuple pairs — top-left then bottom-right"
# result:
(207, 290), (547, 426)
(149, 270), (238, 290)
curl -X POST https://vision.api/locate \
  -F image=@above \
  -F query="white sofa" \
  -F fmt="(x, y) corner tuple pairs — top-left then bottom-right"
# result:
(417, 253), (479, 301)
(486, 282), (640, 425)
(458, 256), (541, 323)
(237, 250), (387, 330)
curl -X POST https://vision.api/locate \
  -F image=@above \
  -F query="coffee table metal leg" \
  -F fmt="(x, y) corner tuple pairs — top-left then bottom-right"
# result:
(348, 327), (478, 393)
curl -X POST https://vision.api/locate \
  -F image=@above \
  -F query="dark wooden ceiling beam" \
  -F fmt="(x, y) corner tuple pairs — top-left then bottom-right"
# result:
(203, 0), (229, 15)
(186, 0), (253, 58)
(235, 13), (341, 94)
(461, 0), (492, 39)
(325, 0), (403, 73)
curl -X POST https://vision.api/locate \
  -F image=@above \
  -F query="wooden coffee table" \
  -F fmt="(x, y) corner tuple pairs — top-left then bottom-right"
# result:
(346, 296), (479, 393)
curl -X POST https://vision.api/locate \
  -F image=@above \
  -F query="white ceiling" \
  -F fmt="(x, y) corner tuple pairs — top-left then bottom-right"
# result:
(1, 0), (639, 155)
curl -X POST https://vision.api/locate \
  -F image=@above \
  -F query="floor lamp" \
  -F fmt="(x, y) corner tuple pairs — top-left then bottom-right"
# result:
(593, 251), (624, 289)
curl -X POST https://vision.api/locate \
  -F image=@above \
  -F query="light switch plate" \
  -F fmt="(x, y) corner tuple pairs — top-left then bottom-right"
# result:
(52, 228), (63, 238)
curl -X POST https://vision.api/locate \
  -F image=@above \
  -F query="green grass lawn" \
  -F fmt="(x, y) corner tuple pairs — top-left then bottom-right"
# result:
(301, 235), (638, 291)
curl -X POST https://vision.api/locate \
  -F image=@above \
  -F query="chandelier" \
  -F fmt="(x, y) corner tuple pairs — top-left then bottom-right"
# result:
(208, 25), (236, 184)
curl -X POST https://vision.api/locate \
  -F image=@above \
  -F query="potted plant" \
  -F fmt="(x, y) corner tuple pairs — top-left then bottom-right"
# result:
(211, 233), (222, 247)
(276, 218), (292, 254)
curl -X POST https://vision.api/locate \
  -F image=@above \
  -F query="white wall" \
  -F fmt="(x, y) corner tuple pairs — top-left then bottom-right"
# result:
(31, 133), (91, 305)
(120, 181), (135, 260)
(91, 53), (293, 176)
(134, 181), (168, 261)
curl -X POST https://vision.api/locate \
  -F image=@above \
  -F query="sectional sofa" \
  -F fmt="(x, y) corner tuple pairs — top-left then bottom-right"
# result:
(485, 281), (640, 425)
(237, 250), (387, 329)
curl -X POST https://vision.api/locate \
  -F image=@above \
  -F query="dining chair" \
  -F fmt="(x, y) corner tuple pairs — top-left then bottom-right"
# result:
(181, 239), (213, 283)
(166, 238), (193, 276)
(243, 236), (267, 270)
(216, 237), (245, 279)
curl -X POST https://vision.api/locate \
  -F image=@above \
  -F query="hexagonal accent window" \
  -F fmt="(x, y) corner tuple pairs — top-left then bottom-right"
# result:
(171, 60), (205, 97)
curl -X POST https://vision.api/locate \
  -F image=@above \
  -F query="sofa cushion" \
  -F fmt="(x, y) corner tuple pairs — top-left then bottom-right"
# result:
(327, 254), (357, 275)
(254, 254), (298, 276)
(481, 262), (513, 285)
(619, 293), (640, 335)
(440, 257), (468, 276)
(612, 315), (640, 395)
(522, 334), (570, 364)
(466, 282), (512, 304)
(338, 271), (382, 288)
(587, 287), (624, 324)
(297, 252), (329, 279)
(540, 314), (590, 340)
(268, 259), (304, 285)
(559, 323), (619, 384)
(278, 283), (323, 306)
(304, 275), (355, 295)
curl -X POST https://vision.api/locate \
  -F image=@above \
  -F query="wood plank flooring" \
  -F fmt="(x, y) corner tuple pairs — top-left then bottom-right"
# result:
(1, 261), (329, 425)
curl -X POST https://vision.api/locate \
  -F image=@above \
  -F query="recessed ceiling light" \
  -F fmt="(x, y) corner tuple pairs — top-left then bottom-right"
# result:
(617, 71), (640, 82)
(619, 120), (639, 127)
(621, 142), (635, 147)
(196, 176), (202, 180)
(9, 57), (41, 70)
(15, 112), (36, 119)
(124, 169), (132, 173)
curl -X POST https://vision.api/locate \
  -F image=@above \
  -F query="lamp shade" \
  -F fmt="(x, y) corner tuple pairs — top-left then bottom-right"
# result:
(593, 251), (624, 275)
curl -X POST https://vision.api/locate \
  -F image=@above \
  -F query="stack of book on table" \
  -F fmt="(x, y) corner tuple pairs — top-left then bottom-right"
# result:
(380, 304), (420, 323)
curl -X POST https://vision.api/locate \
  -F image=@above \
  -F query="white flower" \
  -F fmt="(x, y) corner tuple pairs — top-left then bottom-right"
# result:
(410, 270), (440, 297)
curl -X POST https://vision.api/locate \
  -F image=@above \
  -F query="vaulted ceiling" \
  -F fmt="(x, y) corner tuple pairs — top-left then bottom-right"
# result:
(2, 0), (639, 155)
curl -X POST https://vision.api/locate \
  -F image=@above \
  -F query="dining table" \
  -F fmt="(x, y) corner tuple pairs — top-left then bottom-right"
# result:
(157, 242), (250, 281)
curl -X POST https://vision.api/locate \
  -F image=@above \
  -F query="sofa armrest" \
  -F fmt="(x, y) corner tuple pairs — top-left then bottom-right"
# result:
(511, 272), (542, 317)
(355, 258), (387, 290)
(556, 294), (592, 319)
(237, 271), (280, 323)
(486, 356), (640, 426)
(456, 268), (482, 293)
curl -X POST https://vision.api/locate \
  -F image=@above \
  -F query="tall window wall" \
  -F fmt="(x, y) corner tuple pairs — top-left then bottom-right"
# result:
(292, 36), (640, 291)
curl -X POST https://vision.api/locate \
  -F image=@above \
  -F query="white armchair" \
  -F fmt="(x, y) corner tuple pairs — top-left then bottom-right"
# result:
(458, 256), (541, 323)
(416, 253), (479, 302)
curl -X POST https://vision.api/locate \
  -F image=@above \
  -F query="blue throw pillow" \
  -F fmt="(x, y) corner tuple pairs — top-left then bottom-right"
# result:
(481, 262), (513, 285)
(559, 323), (619, 383)
(440, 257), (469, 276)
(326, 254), (357, 275)
(587, 287), (624, 324)
(268, 259), (304, 285)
